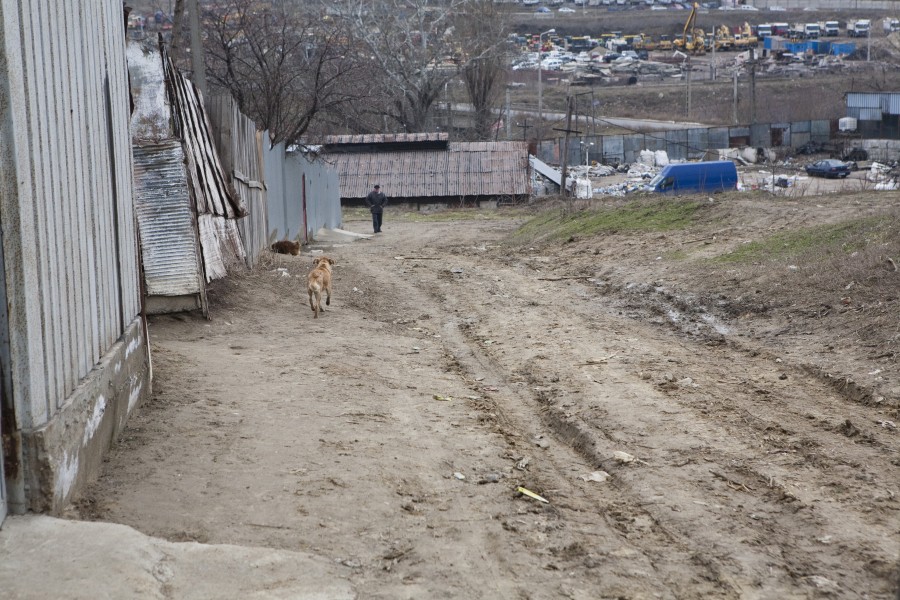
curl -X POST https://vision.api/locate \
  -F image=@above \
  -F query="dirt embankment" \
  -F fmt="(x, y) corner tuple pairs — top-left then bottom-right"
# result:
(74, 195), (899, 599)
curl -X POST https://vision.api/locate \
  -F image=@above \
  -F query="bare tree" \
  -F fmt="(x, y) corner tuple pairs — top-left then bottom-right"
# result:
(455, 0), (510, 139)
(202, 0), (363, 145)
(171, 0), (186, 58)
(336, 0), (467, 133)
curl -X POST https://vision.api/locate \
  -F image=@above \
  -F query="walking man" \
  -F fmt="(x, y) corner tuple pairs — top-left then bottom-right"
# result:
(365, 184), (387, 233)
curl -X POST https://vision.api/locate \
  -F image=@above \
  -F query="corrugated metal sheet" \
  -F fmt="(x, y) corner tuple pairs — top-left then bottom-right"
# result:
(847, 92), (888, 109)
(133, 142), (204, 297)
(161, 44), (245, 220)
(811, 120), (831, 142)
(708, 127), (730, 149)
(295, 154), (342, 240)
(207, 95), (262, 267)
(856, 108), (883, 121)
(602, 136), (625, 163)
(323, 132), (448, 144)
(0, 0), (141, 429)
(267, 137), (341, 244)
(750, 123), (772, 147)
(665, 130), (689, 161)
(687, 128), (708, 160)
(328, 141), (528, 199)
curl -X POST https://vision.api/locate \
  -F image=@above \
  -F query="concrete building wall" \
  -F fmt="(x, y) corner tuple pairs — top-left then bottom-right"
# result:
(540, 119), (835, 166)
(0, 0), (151, 514)
(751, 0), (900, 10)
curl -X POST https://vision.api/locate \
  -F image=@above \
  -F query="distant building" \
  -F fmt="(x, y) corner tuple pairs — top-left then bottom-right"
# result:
(846, 92), (900, 138)
(321, 133), (531, 206)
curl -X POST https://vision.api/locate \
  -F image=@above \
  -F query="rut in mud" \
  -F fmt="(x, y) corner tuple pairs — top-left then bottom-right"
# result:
(75, 205), (899, 599)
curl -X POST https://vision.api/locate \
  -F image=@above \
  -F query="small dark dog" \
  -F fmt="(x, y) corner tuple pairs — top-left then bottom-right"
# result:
(272, 240), (301, 256)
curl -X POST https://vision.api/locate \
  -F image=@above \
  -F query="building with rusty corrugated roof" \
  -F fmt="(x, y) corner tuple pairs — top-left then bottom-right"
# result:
(321, 133), (531, 205)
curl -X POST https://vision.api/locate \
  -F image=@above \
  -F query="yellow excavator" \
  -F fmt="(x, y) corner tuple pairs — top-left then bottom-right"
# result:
(716, 24), (735, 51)
(733, 22), (759, 50)
(674, 3), (706, 54)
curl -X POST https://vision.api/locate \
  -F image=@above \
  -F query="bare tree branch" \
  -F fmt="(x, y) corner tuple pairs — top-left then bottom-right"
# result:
(202, 0), (363, 145)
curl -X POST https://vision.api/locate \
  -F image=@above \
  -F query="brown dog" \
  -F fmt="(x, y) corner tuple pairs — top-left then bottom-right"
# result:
(307, 256), (334, 318)
(272, 240), (301, 255)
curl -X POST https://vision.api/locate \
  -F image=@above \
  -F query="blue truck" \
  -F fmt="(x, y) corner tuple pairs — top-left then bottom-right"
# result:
(644, 161), (738, 194)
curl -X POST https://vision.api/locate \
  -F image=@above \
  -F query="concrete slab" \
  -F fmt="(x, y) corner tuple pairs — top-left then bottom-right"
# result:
(0, 516), (356, 599)
(313, 228), (372, 243)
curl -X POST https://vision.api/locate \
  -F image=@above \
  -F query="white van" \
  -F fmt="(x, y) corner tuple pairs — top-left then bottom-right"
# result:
(541, 58), (564, 70)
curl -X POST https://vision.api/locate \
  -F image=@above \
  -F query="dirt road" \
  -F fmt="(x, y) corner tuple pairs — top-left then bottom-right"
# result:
(76, 206), (899, 599)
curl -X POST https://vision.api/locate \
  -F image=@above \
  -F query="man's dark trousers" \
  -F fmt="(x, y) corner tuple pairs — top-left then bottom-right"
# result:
(372, 212), (383, 233)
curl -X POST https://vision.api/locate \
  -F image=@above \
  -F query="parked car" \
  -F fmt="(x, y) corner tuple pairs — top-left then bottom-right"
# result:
(535, 6), (551, 12)
(602, 52), (622, 62)
(559, 6), (576, 12)
(805, 159), (851, 179)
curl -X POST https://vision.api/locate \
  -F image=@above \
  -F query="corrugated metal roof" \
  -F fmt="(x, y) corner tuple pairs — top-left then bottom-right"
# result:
(327, 141), (529, 199)
(847, 92), (900, 111)
(133, 142), (204, 297)
(322, 132), (449, 144)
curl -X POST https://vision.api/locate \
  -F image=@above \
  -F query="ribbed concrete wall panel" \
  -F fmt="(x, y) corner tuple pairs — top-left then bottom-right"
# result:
(0, 0), (141, 426)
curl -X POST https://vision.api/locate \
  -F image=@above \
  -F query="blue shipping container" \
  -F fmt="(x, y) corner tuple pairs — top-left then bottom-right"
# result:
(831, 42), (856, 56)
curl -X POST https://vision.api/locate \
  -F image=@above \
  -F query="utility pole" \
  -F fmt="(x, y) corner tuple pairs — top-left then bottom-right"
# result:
(505, 88), (511, 139)
(515, 120), (530, 142)
(686, 55), (692, 119)
(867, 27), (871, 62)
(537, 28), (555, 147)
(749, 59), (756, 124)
(732, 70), (738, 124)
(171, 0), (185, 57)
(559, 97), (576, 198)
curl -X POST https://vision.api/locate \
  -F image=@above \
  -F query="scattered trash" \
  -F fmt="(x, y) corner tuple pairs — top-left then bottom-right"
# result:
(805, 575), (839, 592)
(612, 451), (636, 463)
(877, 420), (897, 430)
(579, 471), (611, 483)
(516, 456), (531, 471)
(433, 394), (452, 402)
(533, 436), (550, 449)
(479, 473), (501, 484)
(338, 558), (361, 569)
(677, 377), (698, 388)
(611, 451), (650, 465)
(450, 268), (464, 274)
(517, 486), (549, 504)
(453, 472), (466, 480)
